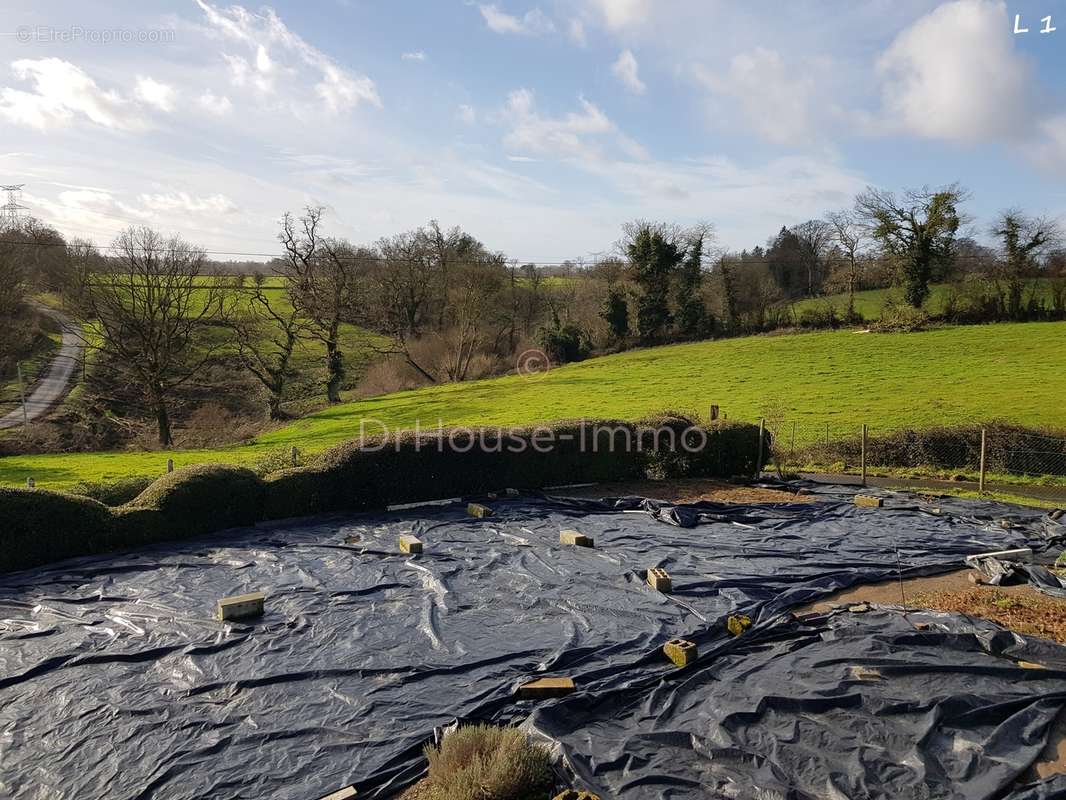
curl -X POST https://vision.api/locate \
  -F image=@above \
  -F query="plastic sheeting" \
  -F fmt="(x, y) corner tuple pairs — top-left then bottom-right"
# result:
(0, 484), (1063, 799)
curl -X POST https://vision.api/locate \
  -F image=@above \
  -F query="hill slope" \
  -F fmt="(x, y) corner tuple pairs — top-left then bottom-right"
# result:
(2, 322), (1064, 489)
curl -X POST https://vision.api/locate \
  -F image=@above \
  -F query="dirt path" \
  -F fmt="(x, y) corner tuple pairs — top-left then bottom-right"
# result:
(0, 305), (81, 430)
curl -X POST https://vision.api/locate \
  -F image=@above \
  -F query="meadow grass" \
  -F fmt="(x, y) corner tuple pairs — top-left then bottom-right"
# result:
(2, 321), (1064, 489)
(790, 278), (1066, 321)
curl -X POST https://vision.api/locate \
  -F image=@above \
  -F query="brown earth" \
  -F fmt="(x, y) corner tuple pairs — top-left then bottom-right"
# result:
(554, 477), (812, 505)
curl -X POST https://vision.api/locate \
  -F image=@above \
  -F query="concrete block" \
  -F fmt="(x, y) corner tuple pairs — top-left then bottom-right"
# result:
(560, 529), (594, 548)
(505, 488), (520, 498)
(515, 676), (575, 700)
(399, 535), (423, 555)
(726, 614), (752, 636)
(553, 792), (602, 800)
(647, 568), (672, 592)
(663, 638), (697, 667)
(467, 502), (494, 518)
(317, 788), (357, 800)
(217, 591), (265, 622)
(847, 602), (871, 613)
(854, 495), (883, 508)
(964, 548), (1032, 567)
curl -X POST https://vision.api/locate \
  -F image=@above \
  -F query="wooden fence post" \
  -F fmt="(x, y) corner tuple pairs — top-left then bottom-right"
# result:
(756, 419), (765, 478)
(861, 423), (868, 486)
(979, 427), (987, 493)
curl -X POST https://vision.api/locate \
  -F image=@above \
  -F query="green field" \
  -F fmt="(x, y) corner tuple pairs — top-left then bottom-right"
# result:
(2, 321), (1064, 489)
(791, 278), (1066, 321)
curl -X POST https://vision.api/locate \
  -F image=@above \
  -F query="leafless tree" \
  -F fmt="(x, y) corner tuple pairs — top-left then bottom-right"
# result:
(826, 210), (866, 317)
(278, 208), (366, 403)
(224, 275), (309, 419)
(67, 226), (222, 446)
(790, 219), (832, 297)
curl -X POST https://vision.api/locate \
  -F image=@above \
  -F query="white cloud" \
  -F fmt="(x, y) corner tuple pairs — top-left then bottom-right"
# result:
(0, 58), (144, 132)
(134, 76), (176, 112)
(402, 51), (427, 61)
(197, 90), (233, 116)
(457, 103), (476, 124)
(611, 50), (645, 94)
(876, 0), (1031, 141)
(567, 19), (587, 46)
(498, 88), (646, 161)
(693, 48), (819, 146)
(139, 192), (238, 214)
(196, 0), (380, 113)
(478, 4), (555, 35)
(585, 0), (651, 30)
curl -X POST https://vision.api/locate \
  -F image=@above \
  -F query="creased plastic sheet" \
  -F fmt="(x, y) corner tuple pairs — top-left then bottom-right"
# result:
(0, 485), (1063, 799)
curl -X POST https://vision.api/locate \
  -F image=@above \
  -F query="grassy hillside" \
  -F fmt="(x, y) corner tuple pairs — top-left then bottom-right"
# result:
(2, 321), (1064, 489)
(791, 278), (1066, 321)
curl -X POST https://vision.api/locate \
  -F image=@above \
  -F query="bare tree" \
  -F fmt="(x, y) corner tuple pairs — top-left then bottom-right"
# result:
(790, 219), (832, 297)
(68, 227), (221, 446)
(826, 210), (866, 317)
(278, 208), (365, 403)
(991, 210), (1061, 319)
(224, 275), (308, 419)
(855, 184), (966, 308)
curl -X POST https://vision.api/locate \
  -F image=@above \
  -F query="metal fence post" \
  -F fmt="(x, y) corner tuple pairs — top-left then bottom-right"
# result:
(861, 423), (868, 486)
(756, 418), (765, 478)
(979, 427), (987, 494)
(790, 421), (796, 460)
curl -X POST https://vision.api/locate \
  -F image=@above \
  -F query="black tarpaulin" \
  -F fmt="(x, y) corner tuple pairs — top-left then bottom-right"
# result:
(0, 485), (1063, 798)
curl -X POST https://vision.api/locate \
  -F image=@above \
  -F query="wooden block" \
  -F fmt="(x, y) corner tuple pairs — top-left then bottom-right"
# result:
(515, 676), (575, 700)
(854, 495), (883, 508)
(1017, 660), (1046, 670)
(726, 614), (752, 636)
(343, 534), (360, 544)
(847, 602), (871, 613)
(553, 791), (602, 800)
(560, 529), (594, 548)
(217, 591), (265, 622)
(505, 488), (520, 497)
(317, 787), (357, 800)
(467, 502), (494, 518)
(399, 535), (423, 555)
(647, 568), (672, 592)
(849, 666), (883, 681)
(663, 638), (697, 667)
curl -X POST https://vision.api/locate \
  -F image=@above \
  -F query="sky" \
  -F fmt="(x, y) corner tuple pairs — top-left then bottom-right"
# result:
(1, 0), (1065, 261)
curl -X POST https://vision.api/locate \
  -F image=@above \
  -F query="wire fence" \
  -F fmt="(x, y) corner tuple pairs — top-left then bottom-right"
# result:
(759, 420), (1066, 505)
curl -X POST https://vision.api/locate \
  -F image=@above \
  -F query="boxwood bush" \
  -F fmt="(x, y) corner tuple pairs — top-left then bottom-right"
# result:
(0, 418), (762, 572)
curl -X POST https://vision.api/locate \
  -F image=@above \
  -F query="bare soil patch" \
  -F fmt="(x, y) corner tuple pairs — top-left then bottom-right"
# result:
(555, 477), (812, 505)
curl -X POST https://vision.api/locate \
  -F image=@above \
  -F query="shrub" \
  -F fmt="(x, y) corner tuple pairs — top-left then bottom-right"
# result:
(69, 476), (155, 507)
(127, 464), (265, 537)
(538, 322), (591, 365)
(418, 724), (553, 800)
(0, 488), (113, 573)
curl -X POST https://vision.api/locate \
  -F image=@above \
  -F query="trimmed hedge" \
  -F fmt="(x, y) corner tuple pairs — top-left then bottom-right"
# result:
(0, 488), (113, 573)
(0, 418), (762, 573)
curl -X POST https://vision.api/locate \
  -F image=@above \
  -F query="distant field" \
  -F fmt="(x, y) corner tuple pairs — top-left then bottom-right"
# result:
(790, 278), (1066, 321)
(2, 321), (1064, 489)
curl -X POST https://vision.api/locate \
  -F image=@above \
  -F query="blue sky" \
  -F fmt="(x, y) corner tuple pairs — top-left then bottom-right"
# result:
(2, 0), (1065, 260)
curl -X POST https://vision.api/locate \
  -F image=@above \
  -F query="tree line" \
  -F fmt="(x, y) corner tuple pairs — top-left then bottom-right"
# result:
(0, 181), (1062, 448)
